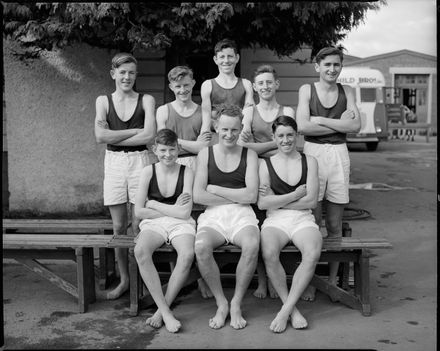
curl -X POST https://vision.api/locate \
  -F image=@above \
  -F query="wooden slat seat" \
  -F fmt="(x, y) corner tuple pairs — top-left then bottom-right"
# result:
(109, 234), (392, 317)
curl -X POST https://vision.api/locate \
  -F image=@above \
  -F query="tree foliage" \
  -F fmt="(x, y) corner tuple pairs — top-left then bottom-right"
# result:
(3, 2), (385, 58)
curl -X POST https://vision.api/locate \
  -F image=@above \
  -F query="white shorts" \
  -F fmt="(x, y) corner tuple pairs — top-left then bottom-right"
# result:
(103, 150), (155, 206)
(197, 204), (259, 245)
(303, 141), (350, 204)
(136, 216), (196, 245)
(176, 155), (197, 172)
(262, 209), (319, 241)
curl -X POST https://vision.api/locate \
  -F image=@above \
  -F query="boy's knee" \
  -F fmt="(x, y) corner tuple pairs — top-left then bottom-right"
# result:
(302, 245), (321, 264)
(178, 250), (195, 267)
(194, 240), (212, 261)
(113, 221), (128, 235)
(326, 218), (342, 236)
(241, 239), (260, 260)
(133, 243), (152, 264)
(261, 245), (280, 264)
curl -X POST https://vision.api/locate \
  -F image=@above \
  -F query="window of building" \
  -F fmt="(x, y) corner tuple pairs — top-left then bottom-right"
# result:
(360, 88), (376, 102)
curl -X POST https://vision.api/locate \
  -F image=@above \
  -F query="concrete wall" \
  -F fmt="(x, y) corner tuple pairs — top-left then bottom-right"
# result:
(4, 40), (119, 217)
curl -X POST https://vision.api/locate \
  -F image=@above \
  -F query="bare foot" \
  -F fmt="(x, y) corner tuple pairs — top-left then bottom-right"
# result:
(269, 310), (290, 333)
(268, 280), (278, 299)
(328, 278), (340, 302)
(291, 307), (308, 329)
(198, 278), (213, 299)
(146, 310), (163, 329)
(253, 283), (267, 299)
(106, 280), (129, 300)
(162, 311), (181, 333)
(209, 302), (229, 329)
(230, 301), (247, 329)
(300, 285), (316, 302)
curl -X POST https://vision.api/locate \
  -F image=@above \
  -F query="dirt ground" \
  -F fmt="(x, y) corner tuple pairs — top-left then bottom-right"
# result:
(2, 135), (437, 350)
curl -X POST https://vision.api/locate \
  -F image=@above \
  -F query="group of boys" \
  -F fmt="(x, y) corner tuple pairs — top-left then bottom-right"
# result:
(94, 39), (361, 334)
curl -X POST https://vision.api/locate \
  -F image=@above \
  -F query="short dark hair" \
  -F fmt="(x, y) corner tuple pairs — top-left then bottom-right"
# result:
(168, 65), (194, 83)
(314, 47), (344, 64)
(111, 52), (137, 69)
(253, 64), (278, 81)
(155, 128), (178, 146)
(214, 39), (238, 55)
(272, 115), (298, 133)
(215, 103), (243, 121)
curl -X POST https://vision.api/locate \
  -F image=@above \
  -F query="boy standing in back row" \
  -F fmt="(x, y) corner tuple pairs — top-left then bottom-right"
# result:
(156, 65), (212, 171)
(296, 47), (361, 300)
(200, 38), (255, 134)
(94, 52), (156, 300)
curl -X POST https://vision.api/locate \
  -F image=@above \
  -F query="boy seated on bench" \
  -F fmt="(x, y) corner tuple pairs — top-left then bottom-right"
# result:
(258, 116), (322, 332)
(193, 103), (260, 330)
(134, 128), (195, 333)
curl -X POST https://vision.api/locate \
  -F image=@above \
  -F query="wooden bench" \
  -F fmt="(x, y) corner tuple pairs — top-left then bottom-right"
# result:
(109, 231), (392, 317)
(387, 122), (432, 142)
(2, 218), (125, 290)
(3, 232), (111, 313)
(2, 218), (126, 312)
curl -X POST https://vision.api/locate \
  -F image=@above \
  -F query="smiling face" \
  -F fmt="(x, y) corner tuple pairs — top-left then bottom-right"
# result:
(273, 124), (297, 154)
(315, 54), (343, 83)
(214, 114), (242, 147)
(253, 72), (280, 101)
(153, 142), (179, 166)
(213, 47), (239, 75)
(169, 75), (195, 103)
(111, 62), (137, 92)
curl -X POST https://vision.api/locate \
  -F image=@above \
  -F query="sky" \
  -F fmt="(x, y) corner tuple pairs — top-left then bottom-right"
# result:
(340, 0), (437, 58)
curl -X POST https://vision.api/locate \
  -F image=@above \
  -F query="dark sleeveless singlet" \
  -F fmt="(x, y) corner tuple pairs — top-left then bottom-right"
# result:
(251, 105), (285, 143)
(148, 163), (185, 205)
(208, 146), (248, 189)
(165, 103), (202, 156)
(210, 78), (246, 108)
(106, 94), (147, 152)
(305, 83), (347, 145)
(265, 153), (308, 195)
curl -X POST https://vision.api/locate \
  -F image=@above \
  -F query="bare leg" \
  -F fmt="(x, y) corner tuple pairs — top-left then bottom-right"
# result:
(253, 260), (268, 298)
(146, 234), (195, 331)
(325, 201), (345, 301)
(135, 230), (184, 333)
(230, 226), (260, 329)
(195, 229), (229, 329)
(301, 201), (323, 302)
(197, 277), (213, 299)
(107, 204), (130, 300)
(263, 226), (322, 333)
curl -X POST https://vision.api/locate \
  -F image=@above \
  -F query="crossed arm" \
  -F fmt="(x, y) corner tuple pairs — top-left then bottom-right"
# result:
(193, 147), (259, 206)
(134, 165), (194, 221)
(296, 84), (361, 136)
(94, 94), (156, 146)
(257, 155), (319, 211)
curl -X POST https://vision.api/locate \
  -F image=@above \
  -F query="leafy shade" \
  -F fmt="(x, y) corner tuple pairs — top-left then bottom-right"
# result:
(3, 2), (384, 58)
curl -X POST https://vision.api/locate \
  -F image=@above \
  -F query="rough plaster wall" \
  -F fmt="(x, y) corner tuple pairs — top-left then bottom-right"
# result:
(4, 40), (117, 216)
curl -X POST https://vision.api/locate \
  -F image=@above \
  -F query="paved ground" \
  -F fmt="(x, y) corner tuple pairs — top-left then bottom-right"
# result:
(2, 135), (437, 350)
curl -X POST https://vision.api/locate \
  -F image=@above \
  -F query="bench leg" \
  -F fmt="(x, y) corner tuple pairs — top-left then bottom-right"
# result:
(353, 249), (371, 316)
(98, 248), (115, 290)
(128, 248), (140, 316)
(76, 248), (96, 313)
(340, 222), (352, 290)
